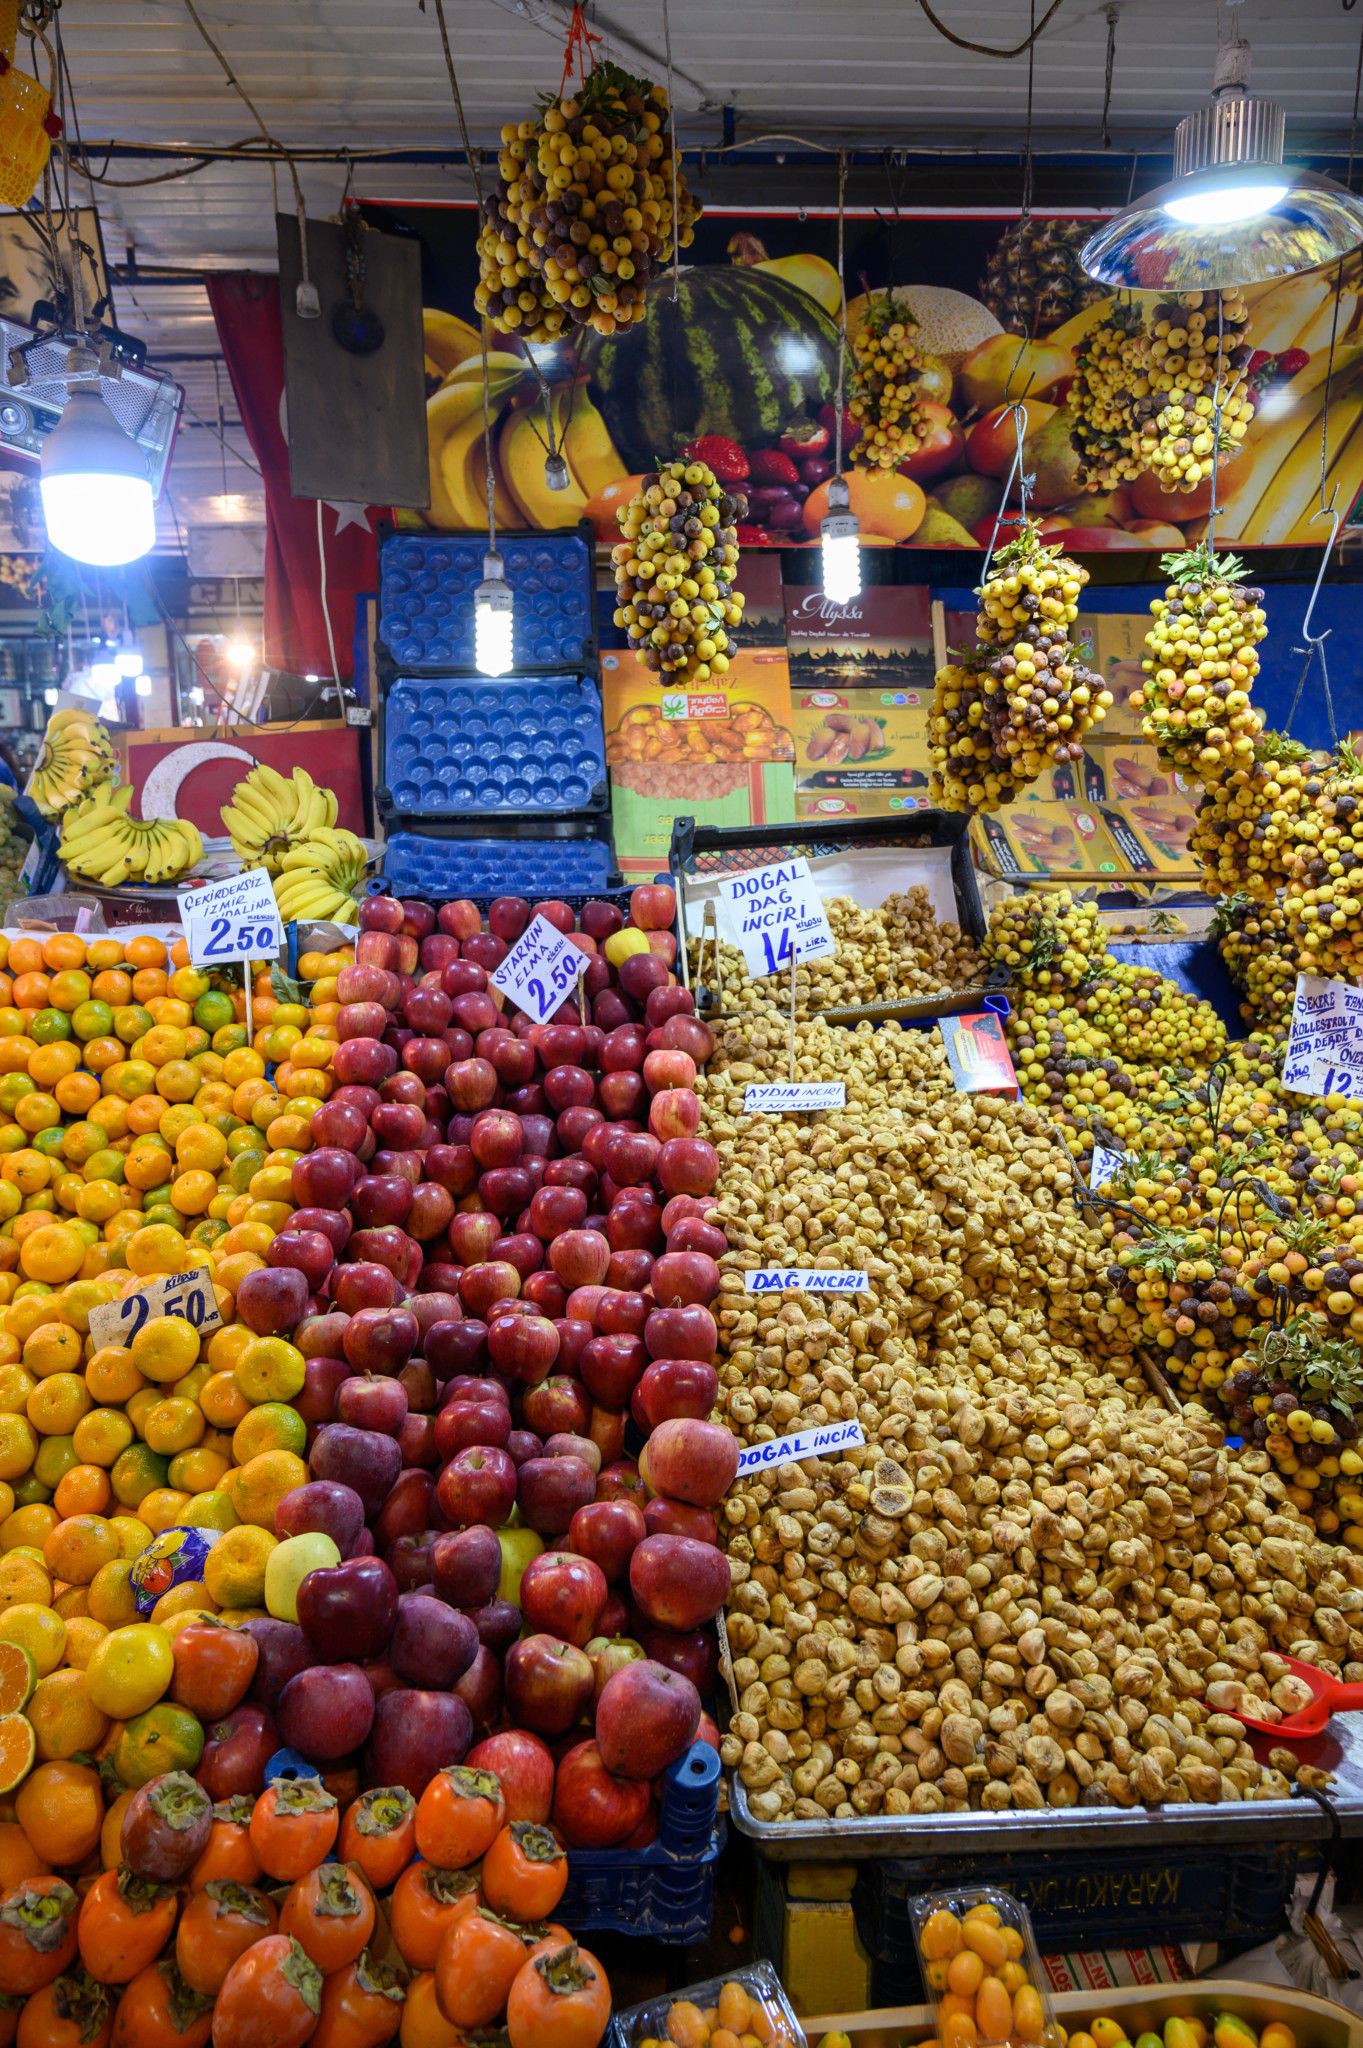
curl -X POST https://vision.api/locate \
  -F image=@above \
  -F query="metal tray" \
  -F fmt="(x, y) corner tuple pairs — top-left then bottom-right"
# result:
(727, 1702), (1363, 1857)
(801, 1982), (1363, 2048)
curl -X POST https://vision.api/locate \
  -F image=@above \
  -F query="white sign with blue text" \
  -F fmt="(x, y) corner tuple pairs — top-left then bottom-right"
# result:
(1283, 974), (1363, 1097)
(743, 1083), (846, 1113)
(717, 856), (836, 979)
(178, 869), (283, 968)
(735, 1418), (866, 1473)
(745, 1268), (870, 1293)
(490, 914), (583, 1028)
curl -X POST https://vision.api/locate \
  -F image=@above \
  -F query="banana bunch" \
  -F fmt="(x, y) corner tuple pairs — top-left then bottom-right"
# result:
(223, 764), (337, 875)
(273, 827), (368, 924)
(59, 780), (204, 887)
(28, 709), (116, 818)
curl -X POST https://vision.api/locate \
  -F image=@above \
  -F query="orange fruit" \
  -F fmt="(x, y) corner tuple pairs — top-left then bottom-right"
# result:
(15, 1758), (102, 1862)
(125, 938), (167, 972)
(53, 1466), (113, 1520)
(0, 1821), (49, 1889)
(19, 1227), (85, 1286)
(41, 938), (86, 974)
(26, 1667), (108, 1761)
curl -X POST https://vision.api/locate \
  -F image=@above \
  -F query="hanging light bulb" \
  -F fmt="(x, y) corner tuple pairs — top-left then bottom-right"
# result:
(474, 550), (514, 676)
(1082, 28), (1363, 288)
(115, 650), (143, 680)
(820, 477), (861, 605)
(224, 636), (255, 668)
(40, 346), (155, 567)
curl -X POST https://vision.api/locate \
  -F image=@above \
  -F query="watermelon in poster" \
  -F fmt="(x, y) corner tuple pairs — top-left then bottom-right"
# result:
(360, 198), (1363, 549)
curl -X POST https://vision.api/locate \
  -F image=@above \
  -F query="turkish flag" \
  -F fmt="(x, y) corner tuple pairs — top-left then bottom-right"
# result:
(206, 273), (378, 680)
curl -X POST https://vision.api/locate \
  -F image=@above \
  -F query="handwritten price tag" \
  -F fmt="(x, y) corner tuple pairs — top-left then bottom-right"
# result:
(178, 870), (283, 968)
(87, 1266), (222, 1353)
(1283, 974), (1363, 1096)
(744, 1269), (870, 1293)
(1090, 1145), (1129, 1190)
(717, 857), (836, 979)
(743, 1083), (846, 1113)
(490, 915), (583, 1028)
(735, 1419), (866, 1473)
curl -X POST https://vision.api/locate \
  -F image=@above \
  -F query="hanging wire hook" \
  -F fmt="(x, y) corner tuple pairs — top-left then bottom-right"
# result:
(1288, 495), (1343, 747)
(979, 387), (1036, 585)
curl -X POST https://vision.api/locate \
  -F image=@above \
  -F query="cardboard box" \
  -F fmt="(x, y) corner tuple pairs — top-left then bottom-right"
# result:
(786, 584), (935, 693)
(602, 647), (795, 778)
(1092, 614), (1154, 738)
(973, 800), (1124, 879)
(939, 1011), (1019, 1096)
(610, 763), (797, 879)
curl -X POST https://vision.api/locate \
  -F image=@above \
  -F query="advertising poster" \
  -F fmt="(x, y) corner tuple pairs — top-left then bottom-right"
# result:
(973, 800), (1125, 880)
(363, 196), (1363, 552)
(784, 584), (934, 819)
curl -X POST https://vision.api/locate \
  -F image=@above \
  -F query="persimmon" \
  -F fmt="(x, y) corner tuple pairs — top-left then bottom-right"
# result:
(338, 1787), (416, 1893)
(398, 1974), (459, 2048)
(248, 1775), (338, 1882)
(168, 1619), (258, 1719)
(434, 1910), (529, 2031)
(0, 1879), (79, 1995)
(119, 1769), (212, 1883)
(16, 1966), (114, 2048)
(312, 1951), (406, 2048)
(280, 1864), (375, 1976)
(480, 1823), (568, 1925)
(175, 1880), (277, 1997)
(506, 1942), (611, 2048)
(213, 1933), (323, 2048)
(110, 1958), (215, 2048)
(187, 1797), (261, 1890)
(76, 1867), (178, 1985)
(415, 1767), (505, 1872)
(389, 1864), (480, 1974)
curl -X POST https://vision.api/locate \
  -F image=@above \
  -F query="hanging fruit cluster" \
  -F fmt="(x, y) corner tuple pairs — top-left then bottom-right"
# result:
(610, 456), (746, 680)
(1067, 301), (1151, 490)
(1284, 744), (1363, 982)
(848, 299), (932, 470)
(1135, 546), (1267, 786)
(928, 522), (1111, 813)
(474, 64), (700, 342)
(1143, 288), (1252, 411)
(1188, 732), (1322, 901)
(1137, 384), (1255, 494)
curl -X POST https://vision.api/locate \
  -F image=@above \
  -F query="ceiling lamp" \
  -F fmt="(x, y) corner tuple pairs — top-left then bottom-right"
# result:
(1081, 30), (1363, 289)
(40, 346), (155, 568)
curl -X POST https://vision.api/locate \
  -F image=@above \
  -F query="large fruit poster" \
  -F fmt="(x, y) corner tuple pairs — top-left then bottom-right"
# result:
(361, 198), (1363, 551)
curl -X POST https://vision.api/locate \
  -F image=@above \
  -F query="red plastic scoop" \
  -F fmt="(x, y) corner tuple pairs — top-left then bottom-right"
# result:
(1228, 1649), (1363, 1742)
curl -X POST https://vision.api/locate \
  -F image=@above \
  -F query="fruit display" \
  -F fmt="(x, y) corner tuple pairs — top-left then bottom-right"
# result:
(1211, 894), (1300, 1037)
(929, 524), (1112, 813)
(610, 457), (746, 681)
(1137, 382), (1255, 496)
(979, 889), (1107, 991)
(26, 710), (117, 820)
(474, 63), (700, 343)
(58, 782), (205, 889)
(622, 1968), (802, 2048)
(693, 891), (981, 1024)
(1135, 547), (1267, 786)
(1284, 743), (1363, 982)
(914, 1892), (1049, 2048)
(1188, 733), (1321, 902)
(848, 298), (934, 471)
(978, 219), (1108, 338)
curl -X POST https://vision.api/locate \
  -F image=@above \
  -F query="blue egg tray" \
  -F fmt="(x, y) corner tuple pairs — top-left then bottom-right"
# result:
(380, 674), (606, 819)
(380, 832), (617, 900)
(378, 527), (596, 673)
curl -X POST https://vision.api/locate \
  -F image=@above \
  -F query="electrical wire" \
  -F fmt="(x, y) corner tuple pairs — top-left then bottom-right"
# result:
(432, 0), (483, 206)
(663, 0), (680, 302)
(1101, 5), (1118, 149)
(316, 499), (341, 693)
(913, 0), (1065, 59)
(833, 148), (846, 481)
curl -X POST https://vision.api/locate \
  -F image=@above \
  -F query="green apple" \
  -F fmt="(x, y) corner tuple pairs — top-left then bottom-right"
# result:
(496, 1524), (543, 1606)
(265, 1531), (341, 1622)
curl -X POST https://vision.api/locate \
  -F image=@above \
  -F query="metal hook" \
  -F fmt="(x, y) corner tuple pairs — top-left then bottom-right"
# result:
(1300, 493), (1342, 649)
(979, 383), (1037, 585)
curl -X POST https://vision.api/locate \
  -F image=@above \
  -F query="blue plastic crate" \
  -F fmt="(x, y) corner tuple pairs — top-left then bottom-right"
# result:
(381, 831), (616, 901)
(379, 529), (595, 672)
(561, 1742), (725, 1944)
(853, 1842), (1298, 1985)
(380, 674), (605, 818)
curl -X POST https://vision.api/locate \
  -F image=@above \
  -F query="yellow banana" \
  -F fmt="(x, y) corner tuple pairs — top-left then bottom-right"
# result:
(1294, 291), (1361, 359)
(1276, 403), (1363, 543)
(1245, 271), (1339, 356)
(1243, 385), (1363, 543)
(562, 386), (625, 500)
(1223, 371), (1349, 533)
(424, 308), (485, 382)
(427, 360), (529, 529)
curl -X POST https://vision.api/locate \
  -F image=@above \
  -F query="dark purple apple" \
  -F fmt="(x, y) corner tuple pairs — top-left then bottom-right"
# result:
(505, 1430), (542, 1468)
(274, 1478), (366, 1557)
(195, 1703), (278, 1800)
(309, 1424), (403, 1518)
(385, 1533), (435, 1592)
(425, 1320), (490, 1381)
(294, 1356), (354, 1428)
(390, 1594), (479, 1688)
(297, 1554), (399, 1664)
(516, 1455), (596, 1538)
(235, 1266), (310, 1336)
(277, 1662), (375, 1761)
(363, 1687), (472, 1797)
(465, 1597), (521, 1658)
(454, 1644), (502, 1735)
(242, 1620), (312, 1713)
(373, 1468), (435, 1550)
(641, 1626), (719, 1695)
(342, 1306), (419, 1375)
(430, 1525), (502, 1608)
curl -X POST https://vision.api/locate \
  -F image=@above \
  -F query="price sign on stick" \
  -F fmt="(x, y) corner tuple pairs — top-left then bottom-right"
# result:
(87, 1266), (222, 1352)
(716, 857), (835, 979)
(491, 915), (583, 1028)
(1283, 974), (1363, 1095)
(178, 871), (284, 968)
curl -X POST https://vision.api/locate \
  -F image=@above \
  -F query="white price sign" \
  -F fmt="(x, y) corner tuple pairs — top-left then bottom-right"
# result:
(490, 914), (583, 1027)
(1283, 974), (1363, 1096)
(178, 870), (283, 968)
(1090, 1144), (1129, 1190)
(744, 1268), (870, 1293)
(736, 1419), (866, 1474)
(717, 857), (836, 979)
(743, 1083), (845, 1113)
(88, 1266), (222, 1353)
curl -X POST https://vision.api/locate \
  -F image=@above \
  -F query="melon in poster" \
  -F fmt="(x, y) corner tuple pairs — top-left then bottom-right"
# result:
(363, 198), (1363, 550)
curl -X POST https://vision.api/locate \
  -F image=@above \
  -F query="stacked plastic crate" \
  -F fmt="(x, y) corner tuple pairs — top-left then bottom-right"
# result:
(374, 523), (618, 901)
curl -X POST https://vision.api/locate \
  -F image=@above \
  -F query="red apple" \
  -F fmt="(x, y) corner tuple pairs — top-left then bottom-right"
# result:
(487, 1313), (559, 1386)
(434, 1399), (511, 1461)
(311, 1099), (369, 1151)
(516, 1454), (596, 1538)
(195, 1702), (279, 1800)
(644, 1304), (716, 1363)
(267, 1227), (337, 1293)
(337, 1373), (408, 1437)
(580, 1333), (646, 1408)
(360, 895), (404, 934)
(651, 1251), (720, 1308)
(528, 1185), (588, 1242)
(503, 1635), (594, 1740)
(445, 1058), (498, 1112)
(275, 1479), (366, 1557)
(466, 1729), (554, 1824)
(643, 1417), (738, 1506)
(296, 1554), (398, 1663)
(602, 1130), (660, 1188)
(619, 953), (668, 1005)
(605, 1199), (662, 1253)
(549, 1231), (611, 1290)
(638, 1358), (719, 1427)
(489, 896), (531, 944)
(630, 1533), (730, 1630)
(552, 1738), (649, 1847)
(478, 1167), (534, 1219)
(333, 1263), (400, 1314)
(490, 1233), (542, 1280)
(569, 1498), (645, 1584)
(334, 1039), (399, 1087)
(364, 1687), (472, 1797)
(643, 1498), (717, 1546)
(648, 1089), (701, 1143)
(436, 1444), (518, 1528)
(439, 900), (481, 942)
(642, 1049), (696, 1094)
(236, 1267), (310, 1336)
(522, 1377), (592, 1439)
(426, 1321), (490, 1382)
(447, 1212), (501, 1266)
(342, 1305), (418, 1374)
(390, 1593), (479, 1689)
(595, 1657), (700, 1780)
(630, 883), (675, 931)
(595, 1460), (644, 1507)
(646, 987), (694, 1027)
(641, 1625), (719, 1695)
(470, 1109), (523, 1168)
(295, 1309), (350, 1358)
(460, 1262), (522, 1318)
(519, 1551), (608, 1648)
(464, 934), (508, 971)
(407, 1183), (456, 1244)
(294, 1356), (355, 1429)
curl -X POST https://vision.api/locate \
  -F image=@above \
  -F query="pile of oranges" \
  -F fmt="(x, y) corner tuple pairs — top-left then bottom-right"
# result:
(0, 924), (360, 1928)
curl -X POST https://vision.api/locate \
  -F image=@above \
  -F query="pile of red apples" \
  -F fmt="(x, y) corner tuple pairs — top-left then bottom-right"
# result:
(236, 884), (740, 1852)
